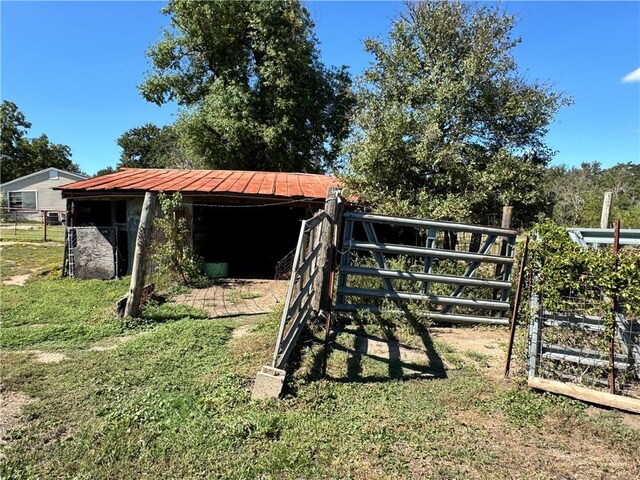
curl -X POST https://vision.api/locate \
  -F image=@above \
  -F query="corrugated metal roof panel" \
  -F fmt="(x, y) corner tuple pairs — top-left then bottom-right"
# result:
(59, 168), (339, 200)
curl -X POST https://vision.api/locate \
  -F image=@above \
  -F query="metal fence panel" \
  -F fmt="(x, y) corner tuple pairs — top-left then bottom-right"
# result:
(335, 211), (517, 325)
(271, 211), (328, 369)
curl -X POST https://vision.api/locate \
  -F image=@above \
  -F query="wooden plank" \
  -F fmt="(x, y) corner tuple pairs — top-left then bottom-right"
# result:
(349, 241), (514, 265)
(293, 242), (322, 280)
(528, 377), (640, 414)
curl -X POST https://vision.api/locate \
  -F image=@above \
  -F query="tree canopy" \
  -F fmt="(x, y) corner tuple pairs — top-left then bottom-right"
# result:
(344, 1), (571, 226)
(1, 101), (81, 183)
(140, 0), (354, 173)
(116, 123), (200, 170)
(547, 162), (640, 228)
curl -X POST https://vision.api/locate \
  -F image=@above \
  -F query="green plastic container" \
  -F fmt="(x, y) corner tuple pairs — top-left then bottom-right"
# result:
(204, 262), (228, 278)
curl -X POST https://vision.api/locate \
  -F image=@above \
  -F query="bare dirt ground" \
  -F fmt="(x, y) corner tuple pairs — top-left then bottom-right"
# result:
(24, 351), (66, 363)
(2, 274), (31, 286)
(0, 391), (35, 447)
(173, 279), (289, 318)
(89, 335), (135, 352)
(430, 326), (507, 378)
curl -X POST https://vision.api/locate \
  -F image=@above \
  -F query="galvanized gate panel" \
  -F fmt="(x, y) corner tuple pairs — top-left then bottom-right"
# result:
(334, 212), (517, 325)
(271, 211), (328, 369)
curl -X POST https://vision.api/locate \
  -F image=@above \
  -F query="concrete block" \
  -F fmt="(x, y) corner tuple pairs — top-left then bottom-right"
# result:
(251, 366), (286, 399)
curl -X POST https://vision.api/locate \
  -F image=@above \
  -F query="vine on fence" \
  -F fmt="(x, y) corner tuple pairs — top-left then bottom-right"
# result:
(153, 192), (205, 286)
(529, 220), (640, 323)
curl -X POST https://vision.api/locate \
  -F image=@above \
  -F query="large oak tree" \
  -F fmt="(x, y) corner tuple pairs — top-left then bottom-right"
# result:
(344, 1), (571, 226)
(140, 0), (354, 173)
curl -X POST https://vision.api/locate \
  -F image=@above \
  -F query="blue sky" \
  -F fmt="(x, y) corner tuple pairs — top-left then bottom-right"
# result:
(1, 1), (638, 175)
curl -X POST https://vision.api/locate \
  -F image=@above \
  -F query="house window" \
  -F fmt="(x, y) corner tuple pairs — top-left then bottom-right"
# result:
(8, 191), (37, 209)
(49, 170), (59, 180)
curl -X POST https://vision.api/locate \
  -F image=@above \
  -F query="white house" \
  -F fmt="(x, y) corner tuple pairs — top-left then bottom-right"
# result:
(1, 167), (87, 216)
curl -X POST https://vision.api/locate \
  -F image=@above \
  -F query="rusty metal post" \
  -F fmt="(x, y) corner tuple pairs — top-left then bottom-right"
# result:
(43, 210), (48, 242)
(504, 235), (530, 379)
(608, 219), (621, 394)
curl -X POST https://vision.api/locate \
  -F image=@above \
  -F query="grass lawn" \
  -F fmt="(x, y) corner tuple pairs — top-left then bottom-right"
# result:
(1, 258), (639, 478)
(0, 224), (65, 243)
(0, 243), (64, 282)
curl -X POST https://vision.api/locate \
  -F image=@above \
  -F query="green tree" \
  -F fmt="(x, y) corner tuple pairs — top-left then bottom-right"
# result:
(140, 0), (354, 173)
(1, 100), (80, 183)
(116, 123), (198, 169)
(344, 1), (571, 226)
(94, 166), (117, 177)
(547, 161), (640, 228)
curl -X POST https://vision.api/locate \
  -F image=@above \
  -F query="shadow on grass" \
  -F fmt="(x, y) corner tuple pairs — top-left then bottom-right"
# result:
(303, 315), (447, 385)
(120, 302), (210, 329)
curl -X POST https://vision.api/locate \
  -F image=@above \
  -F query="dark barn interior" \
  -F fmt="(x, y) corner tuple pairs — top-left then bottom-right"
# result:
(192, 203), (313, 279)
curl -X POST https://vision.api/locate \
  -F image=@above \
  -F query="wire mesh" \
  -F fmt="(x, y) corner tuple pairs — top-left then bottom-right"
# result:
(528, 280), (640, 399)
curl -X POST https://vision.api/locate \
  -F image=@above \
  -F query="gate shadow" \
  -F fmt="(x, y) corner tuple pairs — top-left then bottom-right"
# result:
(303, 316), (447, 384)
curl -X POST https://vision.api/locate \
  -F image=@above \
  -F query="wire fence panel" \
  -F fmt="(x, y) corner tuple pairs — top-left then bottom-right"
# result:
(334, 211), (517, 325)
(272, 211), (328, 369)
(0, 208), (66, 242)
(527, 229), (640, 408)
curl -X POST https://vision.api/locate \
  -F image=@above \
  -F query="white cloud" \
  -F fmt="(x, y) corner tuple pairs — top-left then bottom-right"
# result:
(622, 67), (640, 83)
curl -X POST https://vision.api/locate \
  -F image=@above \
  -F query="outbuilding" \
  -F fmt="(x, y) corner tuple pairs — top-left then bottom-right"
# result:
(58, 168), (340, 278)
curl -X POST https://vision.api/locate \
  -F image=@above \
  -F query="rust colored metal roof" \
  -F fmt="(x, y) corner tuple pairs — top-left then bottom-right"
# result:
(60, 168), (339, 200)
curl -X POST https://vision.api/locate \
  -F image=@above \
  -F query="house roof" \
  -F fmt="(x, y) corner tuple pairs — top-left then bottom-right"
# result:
(1, 167), (87, 188)
(59, 168), (340, 200)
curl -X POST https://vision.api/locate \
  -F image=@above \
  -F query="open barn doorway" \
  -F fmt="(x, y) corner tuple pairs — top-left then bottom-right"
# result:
(192, 203), (314, 279)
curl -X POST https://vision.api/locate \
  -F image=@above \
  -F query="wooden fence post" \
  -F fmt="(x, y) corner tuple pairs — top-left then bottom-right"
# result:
(124, 192), (157, 318)
(313, 188), (339, 315)
(493, 206), (514, 311)
(600, 191), (613, 229)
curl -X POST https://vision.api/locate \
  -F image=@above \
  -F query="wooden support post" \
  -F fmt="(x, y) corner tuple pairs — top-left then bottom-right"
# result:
(313, 188), (339, 315)
(600, 191), (613, 229)
(504, 235), (530, 379)
(320, 188), (345, 377)
(493, 206), (513, 314)
(124, 192), (157, 318)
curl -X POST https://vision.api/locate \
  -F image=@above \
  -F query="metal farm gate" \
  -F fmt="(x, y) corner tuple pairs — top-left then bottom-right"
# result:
(334, 212), (517, 325)
(254, 204), (519, 398)
(271, 211), (329, 370)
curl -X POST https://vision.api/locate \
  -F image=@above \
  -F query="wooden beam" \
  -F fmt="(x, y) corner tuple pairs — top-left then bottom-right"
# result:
(528, 377), (640, 414)
(600, 191), (613, 229)
(124, 192), (157, 318)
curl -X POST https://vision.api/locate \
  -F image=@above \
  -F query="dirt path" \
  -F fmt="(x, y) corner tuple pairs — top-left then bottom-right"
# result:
(430, 326), (507, 379)
(2, 273), (31, 286)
